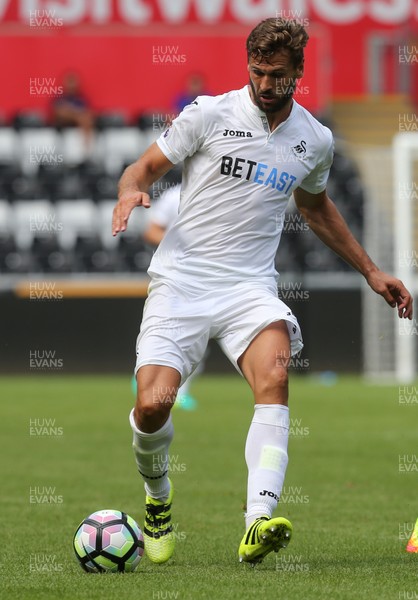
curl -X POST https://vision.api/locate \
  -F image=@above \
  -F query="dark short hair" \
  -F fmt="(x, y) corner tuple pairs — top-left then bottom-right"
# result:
(246, 18), (309, 67)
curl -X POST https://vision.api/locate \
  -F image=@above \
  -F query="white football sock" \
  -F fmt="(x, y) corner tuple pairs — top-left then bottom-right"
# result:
(245, 404), (289, 529)
(129, 409), (173, 501)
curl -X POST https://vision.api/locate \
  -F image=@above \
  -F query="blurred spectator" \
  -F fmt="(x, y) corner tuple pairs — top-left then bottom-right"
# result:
(51, 72), (94, 149)
(172, 73), (209, 113)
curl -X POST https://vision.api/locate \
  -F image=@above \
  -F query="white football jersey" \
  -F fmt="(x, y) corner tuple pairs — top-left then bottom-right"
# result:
(149, 85), (333, 283)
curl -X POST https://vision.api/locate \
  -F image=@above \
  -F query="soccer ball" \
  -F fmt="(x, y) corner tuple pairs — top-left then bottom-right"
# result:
(73, 509), (144, 572)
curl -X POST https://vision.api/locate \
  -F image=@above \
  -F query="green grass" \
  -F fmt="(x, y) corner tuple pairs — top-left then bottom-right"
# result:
(0, 374), (417, 600)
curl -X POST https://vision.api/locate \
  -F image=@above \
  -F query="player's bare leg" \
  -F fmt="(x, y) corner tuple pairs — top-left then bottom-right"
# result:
(237, 320), (293, 564)
(129, 365), (180, 563)
(134, 364), (179, 432)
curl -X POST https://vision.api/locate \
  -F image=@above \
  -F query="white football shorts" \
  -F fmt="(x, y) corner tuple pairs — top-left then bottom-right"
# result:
(135, 277), (303, 384)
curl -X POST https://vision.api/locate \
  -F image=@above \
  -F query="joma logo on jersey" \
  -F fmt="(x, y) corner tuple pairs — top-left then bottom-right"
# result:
(223, 129), (253, 137)
(220, 155), (297, 194)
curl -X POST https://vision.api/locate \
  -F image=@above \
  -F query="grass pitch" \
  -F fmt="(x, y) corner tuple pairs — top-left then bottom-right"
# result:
(0, 374), (416, 600)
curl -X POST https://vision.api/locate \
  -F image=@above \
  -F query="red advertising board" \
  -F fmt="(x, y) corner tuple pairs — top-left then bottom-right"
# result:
(0, 0), (416, 120)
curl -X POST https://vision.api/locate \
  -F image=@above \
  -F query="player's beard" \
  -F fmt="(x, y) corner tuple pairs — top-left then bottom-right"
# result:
(249, 78), (296, 114)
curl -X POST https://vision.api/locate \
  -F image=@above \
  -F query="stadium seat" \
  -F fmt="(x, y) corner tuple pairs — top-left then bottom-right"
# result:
(122, 200), (152, 239)
(98, 128), (148, 176)
(13, 200), (55, 250)
(55, 199), (97, 250)
(73, 162), (108, 200)
(74, 235), (118, 272)
(12, 197), (75, 273)
(10, 174), (47, 201)
(95, 111), (128, 130)
(51, 169), (90, 201)
(0, 237), (34, 273)
(274, 242), (302, 274)
(18, 128), (62, 175)
(0, 164), (33, 200)
(97, 200), (119, 249)
(13, 110), (46, 130)
(136, 111), (167, 131)
(0, 199), (11, 237)
(0, 128), (19, 165)
(37, 163), (68, 200)
(89, 173), (119, 202)
(144, 127), (161, 148)
(32, 235), (73, 273)
(61, 128), (96, 166)
(0, 197), (19, 271)
(118, 237), (153, 272)
(303, 245), (344, 271)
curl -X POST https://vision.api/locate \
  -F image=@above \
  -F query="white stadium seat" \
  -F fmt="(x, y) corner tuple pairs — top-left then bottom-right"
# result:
(97, 200), (119, 249)
(144, 127), (161, 148)
(122, 202), (152, 238)
(61, 128), (95, 166)
(18, 128), (61, 175)
(14, 200), (55, 249)
(0, 128), (19, 164)
(99, 128), (148, 176)
(55, 199), (97, 250)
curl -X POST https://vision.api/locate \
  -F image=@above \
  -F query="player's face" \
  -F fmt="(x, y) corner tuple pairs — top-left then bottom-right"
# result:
(248, 50), (304, 113)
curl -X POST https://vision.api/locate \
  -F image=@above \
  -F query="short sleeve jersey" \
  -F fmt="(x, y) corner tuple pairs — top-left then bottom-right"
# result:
(150, 85), (333, 283)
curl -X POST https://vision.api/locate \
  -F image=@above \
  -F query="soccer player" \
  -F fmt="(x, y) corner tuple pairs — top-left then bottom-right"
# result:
(112, 18), (413, 566)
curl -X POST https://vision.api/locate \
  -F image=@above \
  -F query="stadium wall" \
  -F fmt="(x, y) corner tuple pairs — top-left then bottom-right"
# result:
(0, 290), (361, 374)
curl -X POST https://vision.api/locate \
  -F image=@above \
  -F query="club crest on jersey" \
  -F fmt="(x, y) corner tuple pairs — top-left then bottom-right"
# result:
(291, 140), (307, 157)
(223, 129), (253, 138)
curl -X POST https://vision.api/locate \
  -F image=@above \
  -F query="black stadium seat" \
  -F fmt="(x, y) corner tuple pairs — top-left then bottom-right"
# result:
(0, 237), (34, 273)
(118, 237), (154, 272)
(74, 235), (118, 272)
(12, 110), (47, 130)
(32, 236), (73, 273)
(136, 111), (166, 131)
(95, 111), (128, 130)
(89, 173), (119, 201)
(52, 171), (90, 201)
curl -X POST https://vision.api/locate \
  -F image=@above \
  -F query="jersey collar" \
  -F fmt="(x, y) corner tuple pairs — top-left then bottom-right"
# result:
(241, 85), (297, 134)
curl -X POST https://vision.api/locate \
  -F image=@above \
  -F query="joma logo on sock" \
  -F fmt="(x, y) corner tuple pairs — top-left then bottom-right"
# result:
(259, 490), (279, 501)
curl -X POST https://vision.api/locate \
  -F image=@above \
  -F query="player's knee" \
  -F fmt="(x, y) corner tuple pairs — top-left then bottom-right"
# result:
(255, 367), (288, 399)
(134, 386), (175, 423)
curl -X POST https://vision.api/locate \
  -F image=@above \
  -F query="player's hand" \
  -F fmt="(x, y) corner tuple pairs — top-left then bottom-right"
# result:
(366, 269), (413, 319)
(112, 191), (151, 236)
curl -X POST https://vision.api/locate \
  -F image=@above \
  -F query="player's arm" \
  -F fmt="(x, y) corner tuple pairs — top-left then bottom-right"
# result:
(112, 143), (174, 236)
(293, 187), (413, 319)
